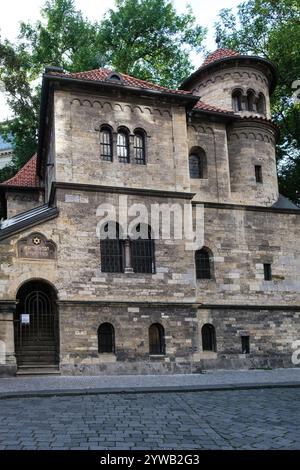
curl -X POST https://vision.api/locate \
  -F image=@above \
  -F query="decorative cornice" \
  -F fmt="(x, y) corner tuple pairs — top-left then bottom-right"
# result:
(198, 304), (300, 311)
(193, 200), (300, 215)
(57, 300), (199, 308)
(50, 181), (196, 204)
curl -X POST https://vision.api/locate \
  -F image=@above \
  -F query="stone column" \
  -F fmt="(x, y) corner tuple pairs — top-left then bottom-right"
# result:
(0, 302), (17, 376)
(124, 238), (133, 273)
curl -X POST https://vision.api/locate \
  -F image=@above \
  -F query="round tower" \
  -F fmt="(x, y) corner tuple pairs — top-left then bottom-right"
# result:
(181, 49), (279, 206)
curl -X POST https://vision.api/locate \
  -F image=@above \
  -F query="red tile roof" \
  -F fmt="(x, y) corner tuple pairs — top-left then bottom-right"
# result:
(2, 154), (40, 188)
(202, 48), (241, 67)
(193, 100), (233, 115)
(49, 67), (191, 95)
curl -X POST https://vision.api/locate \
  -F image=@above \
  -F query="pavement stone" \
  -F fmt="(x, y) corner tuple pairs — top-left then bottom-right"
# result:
(0, 388), (299, 449)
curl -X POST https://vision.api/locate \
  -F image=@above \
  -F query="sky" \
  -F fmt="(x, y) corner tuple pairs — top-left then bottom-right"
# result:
(0, 0), (242, 120)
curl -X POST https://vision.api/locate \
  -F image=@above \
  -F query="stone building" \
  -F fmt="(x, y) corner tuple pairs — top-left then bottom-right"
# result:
(0, 48), (299, 376)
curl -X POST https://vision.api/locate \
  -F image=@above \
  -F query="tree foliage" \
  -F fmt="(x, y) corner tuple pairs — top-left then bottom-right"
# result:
(0, 0), (205, 182)
(215, 0), (300, 204)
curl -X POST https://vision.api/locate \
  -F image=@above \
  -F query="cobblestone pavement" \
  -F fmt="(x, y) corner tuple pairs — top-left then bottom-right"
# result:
(0, 388), (299, 450)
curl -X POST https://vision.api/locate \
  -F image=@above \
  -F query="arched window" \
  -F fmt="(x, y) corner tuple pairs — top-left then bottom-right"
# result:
(232, 90), (243, 112)
(247, 90), (256, 112)
(117, 128), (130, 163)
(149, 323), (165, 355)
(134, 130), (146, 165)
(195, 247), (213, 280)
(201, 324), (216, 352)
(257, 93), (266, 115)
(131, 224), (155, 273)
(98, 323), (115, 353)
(189, 147), (207, 179)
(100, 126), (113, 161)
(100, 221), (124, 273)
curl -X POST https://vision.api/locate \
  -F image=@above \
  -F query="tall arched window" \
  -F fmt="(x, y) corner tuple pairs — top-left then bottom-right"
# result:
(117, 128), (130, 163)
(100, 126), (113, 161)
(232, 90), (243, 112)
(131, 224), (155, 273)
(195, 247), (213, 280)
(257, 93), (266, 115)
(247, 90), (256, 112)
(98, 323), (115, 353)
(100, 221), (124, 273)
(189, 147), (207, 179)
(149, 323), (165, 355)
(201, 324), (216, 352)
(134, 130), (146, 165)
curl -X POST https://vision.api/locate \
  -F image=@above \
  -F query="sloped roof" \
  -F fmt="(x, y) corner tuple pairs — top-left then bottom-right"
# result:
(48, 67), (191, 96)
(272, 194), (300, 210)
(193, 100), (233, 115)
(1, 154), (40, 188)
(202, 48), (241, 67)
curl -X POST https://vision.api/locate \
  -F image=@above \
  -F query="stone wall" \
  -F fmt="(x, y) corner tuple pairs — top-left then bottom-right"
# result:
(194, 204), (300, 305)
(227, 121), (278, 206)
(195, 307), (300, 370)
(52, 89), (190, 195)
(6, 190), (44, 219)
(59, 303), (198, 375)
(187, 119), (231, 203)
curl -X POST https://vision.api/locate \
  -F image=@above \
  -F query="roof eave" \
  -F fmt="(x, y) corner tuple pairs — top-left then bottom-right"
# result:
(191, 109), (235, 120)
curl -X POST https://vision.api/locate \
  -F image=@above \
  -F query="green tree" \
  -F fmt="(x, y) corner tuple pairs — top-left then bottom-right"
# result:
(215, 0), (300, 204)
(0, 0), (205, 182)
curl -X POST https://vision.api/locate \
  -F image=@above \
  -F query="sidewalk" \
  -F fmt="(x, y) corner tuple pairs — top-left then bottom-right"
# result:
(0, 368), (300, 399)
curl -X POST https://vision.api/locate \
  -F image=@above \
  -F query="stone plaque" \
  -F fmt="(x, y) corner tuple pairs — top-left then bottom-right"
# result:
(18, 233), (57, 260)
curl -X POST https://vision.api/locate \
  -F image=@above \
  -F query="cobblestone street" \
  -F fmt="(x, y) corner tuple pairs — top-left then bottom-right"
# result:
(0, 387), (299, 450)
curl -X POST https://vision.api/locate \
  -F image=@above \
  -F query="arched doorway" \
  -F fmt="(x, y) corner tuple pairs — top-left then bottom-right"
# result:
(14, 280), (59, 367)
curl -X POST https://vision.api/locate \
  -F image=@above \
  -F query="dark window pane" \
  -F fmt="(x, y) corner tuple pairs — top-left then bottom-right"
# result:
(132, 239), (155, 273)
(100, 128), (113, 161)
(202, 324), (216, 352)
(195, 249), (211, 279)
(100, 222), (124, 273)
(232, 91), (242, 111)
(98, 323), (115, 353)
(255, 165), (263, 183)
(241, 336), (250, 354)
(264, 263), (272, 281)
(134, 133), (146, 165)
(117, 131), (129, 163)
(189, 154), (202, 179)
(149, 323), (165, 354)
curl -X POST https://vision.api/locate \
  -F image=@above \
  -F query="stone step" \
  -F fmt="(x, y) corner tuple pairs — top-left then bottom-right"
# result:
(16, 366), (60, 376)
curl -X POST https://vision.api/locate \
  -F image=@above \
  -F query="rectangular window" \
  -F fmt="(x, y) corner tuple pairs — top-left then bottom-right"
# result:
(255, 165), (263, 183)
(264, 263), (272, 281)
(241, 336), (250, 354)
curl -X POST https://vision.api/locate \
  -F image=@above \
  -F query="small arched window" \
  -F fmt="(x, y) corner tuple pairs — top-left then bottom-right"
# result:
(247, 90), (256, 112)
(98, 323), (115, 353)
(117, 128), (130, 163)
(149, 323), (165, 355)
(134, 130), (146, 165)
(100, 126), (113, 161)
(195, 247), (213, 280)
(189, 147), (207, 179)
(202, 324), (216, 352)
(257, 93), (266, 115)
(131, 224), (155, 273)
(232, 90), (243, 112)
(100, 221), (124, 273)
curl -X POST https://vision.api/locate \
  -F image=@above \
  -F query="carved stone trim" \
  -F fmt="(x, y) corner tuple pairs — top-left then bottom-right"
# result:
(17, 232), (57, 260)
